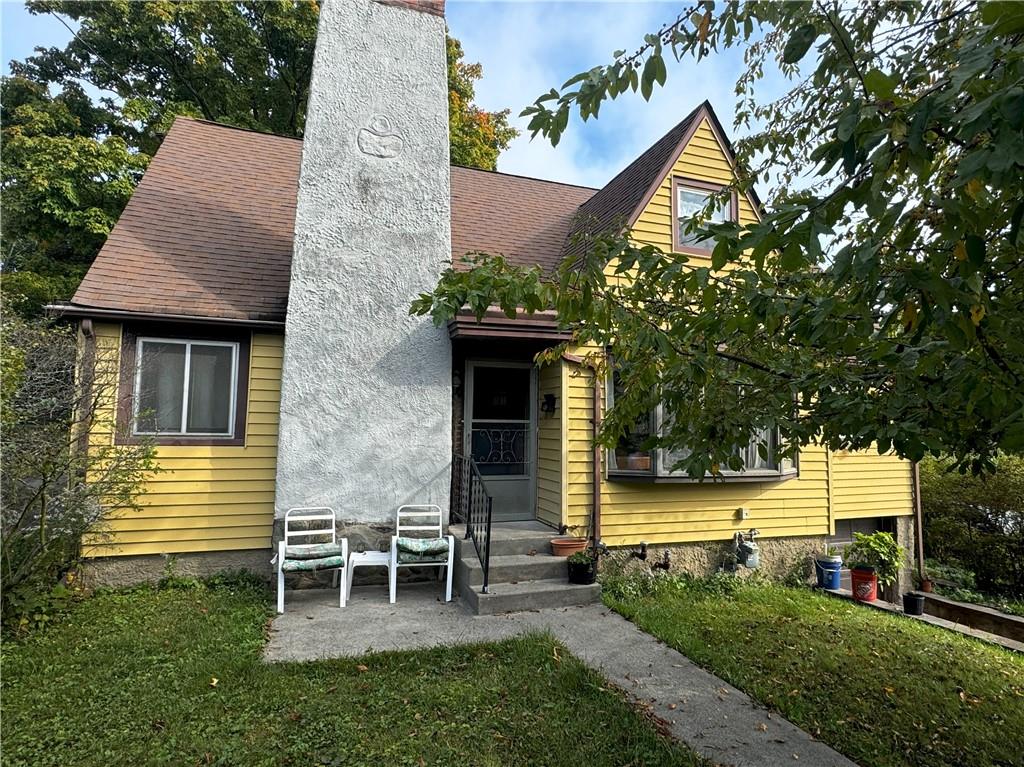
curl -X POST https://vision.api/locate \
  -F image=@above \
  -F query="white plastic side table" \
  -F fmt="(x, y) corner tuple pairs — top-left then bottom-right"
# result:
(346, 550), (392, 602)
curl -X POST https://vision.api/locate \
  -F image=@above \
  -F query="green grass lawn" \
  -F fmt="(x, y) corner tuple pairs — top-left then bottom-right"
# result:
(603, 574), (1024, 767)
(1, 579), (700, 767)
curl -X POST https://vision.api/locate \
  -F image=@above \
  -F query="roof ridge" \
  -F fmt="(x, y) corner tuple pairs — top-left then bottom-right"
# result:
(452, 164), (598, 191)
(178, 116), (304, 143)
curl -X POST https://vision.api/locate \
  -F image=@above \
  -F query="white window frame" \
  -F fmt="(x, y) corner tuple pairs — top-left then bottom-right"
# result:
(675, 182), (732, 249)
(132, 337), (240, 437)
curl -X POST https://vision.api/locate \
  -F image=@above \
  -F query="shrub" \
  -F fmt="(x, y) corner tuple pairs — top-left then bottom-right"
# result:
(1, 317), (158, 634)
(920, 454), (1024, 597)
(601, 570), (743, 602)
(843, 531), (904, 587)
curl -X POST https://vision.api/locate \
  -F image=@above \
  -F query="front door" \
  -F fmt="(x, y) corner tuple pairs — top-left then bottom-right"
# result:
(464, 361), (536, 522)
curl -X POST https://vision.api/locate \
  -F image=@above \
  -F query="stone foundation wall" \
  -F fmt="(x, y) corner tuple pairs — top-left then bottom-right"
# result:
(84, 520), (446, 590)
(82, 549), (273, 589)
(602, 534), (829, 583)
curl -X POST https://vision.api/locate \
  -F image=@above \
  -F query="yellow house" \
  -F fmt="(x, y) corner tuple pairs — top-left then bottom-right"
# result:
(57, 0), (914, 608)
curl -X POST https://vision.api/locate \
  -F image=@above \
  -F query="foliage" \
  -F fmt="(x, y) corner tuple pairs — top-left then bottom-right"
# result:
(567, 549), (597, 564)
(3, 1), (517, 318)
(415, 1), (1024, 476)
(606, 578), (1024, 767)
(921, 453), (1024, 596)
(601, 569), (743, 602)
(0, 76), (148, 317)
(0, 584), (701, 767)
(842, 531), (904, 587)
(447, 35), (518, 171)
(923, 559), (1024, 616)
(0, 317), (158, 634)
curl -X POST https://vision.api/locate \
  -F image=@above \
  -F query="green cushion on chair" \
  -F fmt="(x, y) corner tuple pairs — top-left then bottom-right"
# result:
(395, 537), (450, 555)
(281, 555), (345, 573)
(285, 543), (345, 560)
(395, 536), (450, 565)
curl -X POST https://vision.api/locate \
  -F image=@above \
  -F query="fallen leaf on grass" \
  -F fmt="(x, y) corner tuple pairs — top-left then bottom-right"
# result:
(209, 677), (218, 687)
(356, 664), (368, 672)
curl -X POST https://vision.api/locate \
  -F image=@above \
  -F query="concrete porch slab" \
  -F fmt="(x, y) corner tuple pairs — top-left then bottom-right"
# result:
(266, 584), (857, 767)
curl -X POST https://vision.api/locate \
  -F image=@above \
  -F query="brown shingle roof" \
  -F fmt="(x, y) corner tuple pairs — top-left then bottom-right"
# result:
(72, 118), (301, 322)
(562, 103), (702, 259)
(450, 166), (594, 274)
(70, 117), (596, 323)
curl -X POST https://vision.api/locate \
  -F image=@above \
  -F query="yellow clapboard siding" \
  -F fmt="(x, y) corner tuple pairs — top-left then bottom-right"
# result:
(139, 491), (276, 507)
(107, 503), (274, 519)
(90, 525), (270, 545)
(831, 450), (913, 520)
(85, 536), (271, 557)
(141, 468), (280, 483)
(535, 361), (563, 529)
(104, 513), (271, 531)
(84, 324), (281, 556)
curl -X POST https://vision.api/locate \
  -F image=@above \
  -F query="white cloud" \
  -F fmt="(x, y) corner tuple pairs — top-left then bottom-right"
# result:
(446, 1), (749, 187)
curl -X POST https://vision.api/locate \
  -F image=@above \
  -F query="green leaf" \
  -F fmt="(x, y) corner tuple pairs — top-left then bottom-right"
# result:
(641, 55), (658, 101)
(780, 242), (803, 271)
(965, 235), (986, 268)
(837, 109), (860, 142)
(782, 24), (817, 64)
(862, 69), (897, 99)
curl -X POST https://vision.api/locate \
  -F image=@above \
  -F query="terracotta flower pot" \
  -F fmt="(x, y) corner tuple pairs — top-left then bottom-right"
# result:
(550, 537), (587, 557)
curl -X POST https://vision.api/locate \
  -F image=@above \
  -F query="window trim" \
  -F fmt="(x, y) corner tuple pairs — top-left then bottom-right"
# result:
(671, 176), (738, 257)
(117, 324), (250, 446)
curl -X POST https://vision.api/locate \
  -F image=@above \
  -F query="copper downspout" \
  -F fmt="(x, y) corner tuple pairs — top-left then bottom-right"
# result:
(562, 352), (602, 549)
(592, 372), (603, 550)
(913, 462), (926, 582)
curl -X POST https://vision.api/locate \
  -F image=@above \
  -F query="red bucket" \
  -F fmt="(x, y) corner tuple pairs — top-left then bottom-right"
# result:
(851, 568), (878, 602)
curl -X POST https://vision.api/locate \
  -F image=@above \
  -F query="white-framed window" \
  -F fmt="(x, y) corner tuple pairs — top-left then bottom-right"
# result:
(132, 337), (239, 437)
(675, 181), (732, 250)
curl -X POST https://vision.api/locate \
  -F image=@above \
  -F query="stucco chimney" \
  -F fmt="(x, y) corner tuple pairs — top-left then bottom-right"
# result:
(275, 0), (452, 529)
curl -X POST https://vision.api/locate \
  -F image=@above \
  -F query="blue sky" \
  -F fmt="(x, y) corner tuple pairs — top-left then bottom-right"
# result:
(1, 0), (784, 188)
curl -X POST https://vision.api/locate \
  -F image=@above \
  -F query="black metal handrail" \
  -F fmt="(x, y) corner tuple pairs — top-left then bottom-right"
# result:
(452, 453), (493, 593)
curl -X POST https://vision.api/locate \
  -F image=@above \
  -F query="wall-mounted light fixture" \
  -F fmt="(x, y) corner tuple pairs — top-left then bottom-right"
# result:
(541, 393), (557, 415)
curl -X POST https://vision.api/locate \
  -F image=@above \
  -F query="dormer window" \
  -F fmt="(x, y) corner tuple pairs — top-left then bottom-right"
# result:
(672, 177), (735, 254)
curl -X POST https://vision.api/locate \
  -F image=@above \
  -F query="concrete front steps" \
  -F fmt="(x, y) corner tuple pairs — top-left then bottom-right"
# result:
(449, 522), (601, 615)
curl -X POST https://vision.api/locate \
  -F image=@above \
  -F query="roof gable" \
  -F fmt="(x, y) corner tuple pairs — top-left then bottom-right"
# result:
(562, 101), (760, 258)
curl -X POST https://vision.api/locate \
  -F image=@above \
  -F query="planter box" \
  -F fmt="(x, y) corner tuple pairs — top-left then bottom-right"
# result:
(917, 592), (1024, 642)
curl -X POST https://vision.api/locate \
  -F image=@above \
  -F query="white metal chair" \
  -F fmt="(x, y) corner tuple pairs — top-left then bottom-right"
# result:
(274, 507), (348, 614)
(389, 504), (454, 604)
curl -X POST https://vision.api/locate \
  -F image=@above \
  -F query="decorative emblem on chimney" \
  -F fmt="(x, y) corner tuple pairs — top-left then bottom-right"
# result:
(357, 115), (405, 159)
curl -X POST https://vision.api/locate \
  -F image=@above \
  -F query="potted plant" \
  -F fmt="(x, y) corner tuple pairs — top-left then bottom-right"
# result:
(843, 531), (904, 602)
(814, 545), (843, 590)
(551, 536), (588, 557)
(567, 549), (597, 585)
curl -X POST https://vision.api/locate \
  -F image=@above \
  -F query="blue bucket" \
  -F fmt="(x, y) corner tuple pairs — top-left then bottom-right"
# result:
(815, 557), (843, 590)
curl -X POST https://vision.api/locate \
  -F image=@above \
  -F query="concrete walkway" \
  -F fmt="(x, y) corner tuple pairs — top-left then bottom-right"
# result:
(267, 585), (857, 767)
